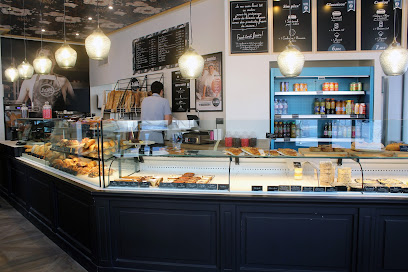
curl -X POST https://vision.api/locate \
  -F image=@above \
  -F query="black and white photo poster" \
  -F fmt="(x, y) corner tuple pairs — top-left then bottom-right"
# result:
(361, 0), (402, 50)
(273, 0), (312, 52)
(317, 0), (356, 51)
(171, 71), (190, 112)
(195, 52), (223, 112)
(230, 1), (268, 54)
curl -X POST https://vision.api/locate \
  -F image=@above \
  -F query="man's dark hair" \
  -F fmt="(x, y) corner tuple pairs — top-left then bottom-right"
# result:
(151, 81), (163, 94)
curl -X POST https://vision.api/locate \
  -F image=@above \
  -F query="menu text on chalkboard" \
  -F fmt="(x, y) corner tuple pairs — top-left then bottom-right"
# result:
(230, 1), (268, 54)
(317, 0), (356, 51)
(361, 0), (402, 50)
(273, 0), (312, 52)
(133, 23), (188, 74)
(172, 71), (190, 112)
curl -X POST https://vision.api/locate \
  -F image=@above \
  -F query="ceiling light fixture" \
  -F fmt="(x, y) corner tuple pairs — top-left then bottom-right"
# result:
(88, 17), (92, 20)
(55, 0), (77, 69)
(108, 6), (113, 10)
(76, 33), (79, 36)
(5, 7), (19, 82)
(277, 0), (304, 77)
(85, 0), (111, 60)
(33, 0), (52, 74)
(380, 3), (408, 76)
(17, 1), (34, 80)
(178, 0), (204, 79)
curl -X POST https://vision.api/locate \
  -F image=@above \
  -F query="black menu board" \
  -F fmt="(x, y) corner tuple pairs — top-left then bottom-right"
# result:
(317, 0), (356, 51)
(172, 71), (190, 112)
(133, 23), (188, 74)
(230, 1), (268, 54)
(273, 0), (312, 52)
(361, 0), (402, 50)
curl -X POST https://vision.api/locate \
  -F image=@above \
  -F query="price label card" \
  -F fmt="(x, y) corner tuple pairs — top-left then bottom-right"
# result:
(207, 184), (218, 190)
(266, 133), (277, 139)
(160, 183), (175, 189)
(314, 187), (326, 192)
(267, 186), (279, 191)
(284, 137), (291, 142)
(291, 185), (302, 192)
(320, 114), (328, 118)
(218, 184), (230, 191)
(279, 185), (290, 191)
(400, 145), (408, 152)
(252, 186), (263, 192)
(186, 183), (198, 189)
(140, 182), (150, 188)
(350, 114), (357, 119)
(176, 183), (187, 189)
(364, 186), (376, 192)
(110, 181), (118, 187)
(275, 114), (282, 119)
(316, 90), (324, 94)
(197, 184), (207, 190)
(302, 186), (314, 192)
(326, 187), (337, 192)
(335, 186), (348, 192)
(293, 162), (302, 168)
(390, 187), (402, 193)
(129, 182), (139, 187)
(402, 188), (408, 193)
(377, 187), (389, 193)
(292, 114), (299, 118)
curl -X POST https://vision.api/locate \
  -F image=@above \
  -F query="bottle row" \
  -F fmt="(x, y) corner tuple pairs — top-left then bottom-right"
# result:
(224, 132), (258, 148)
(314, 98), (366, 115)
(278, 82), (363, 92)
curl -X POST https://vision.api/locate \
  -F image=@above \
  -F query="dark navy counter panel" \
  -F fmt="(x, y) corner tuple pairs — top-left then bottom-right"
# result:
(1, 152), (408, 272)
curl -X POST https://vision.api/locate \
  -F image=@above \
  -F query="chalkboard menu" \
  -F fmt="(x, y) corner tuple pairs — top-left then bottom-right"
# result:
(273, 0), (312, 52)
(171, 71), (190, 112)
(317, 0), (356, 51)
(361, 0), (402, 50)
(230, 1), (268, 54)
(133, 23), (188, 74)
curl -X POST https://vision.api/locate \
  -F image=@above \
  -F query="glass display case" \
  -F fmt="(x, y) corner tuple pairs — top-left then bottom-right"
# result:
(19, 119), (408, 195)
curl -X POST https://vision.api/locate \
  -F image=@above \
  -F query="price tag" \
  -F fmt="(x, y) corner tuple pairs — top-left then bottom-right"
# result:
(335, 186), (348, 192)
(279, 185), (290, 191)
(326, 187), (337, 192)
(364, 186), (376, 192)
(159, 183), (173, 188)
(197, 184), (207, 190)
(400, 145), (408, 152)
(218, 184), (230, 190)
(302, 186), (314, 192)
(284, 137), (291, 142)
(293, 162), (302, 168)
(320, 114), (328, 119)
(207, 184), (218, 190)
(402, 188), (408, 193)
(275, 114), (282, 120)
(129, 182), (139, 187)
(252, 186), (263, 191)
(176, 183), (187, 189)
(291, 185), (302, 192)
(350, 114), (357, 119)
(316, 90), (324, 94)
(390, 187), (402, 193)
(140, 182), (150, 188)
(110, 181), (119, 187)
(292, 114), (299, 118)
(377, 187), (389, 193)
(314, 187), (326, 192)
(186, 183), (198, 189)
(266, 133), (277, 139)
(267, 186), (279, 191)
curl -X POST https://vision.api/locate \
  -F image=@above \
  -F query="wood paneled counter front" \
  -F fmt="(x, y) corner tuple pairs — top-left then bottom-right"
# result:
(1, 141), (408, 272)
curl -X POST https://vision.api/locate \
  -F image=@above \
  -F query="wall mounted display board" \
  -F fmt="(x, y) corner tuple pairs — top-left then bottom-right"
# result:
(195, 52), (223, 112)
(230, 1), (268, 54)
(133, 23), (188, 74)
(171, 71), (190, 112)
(361, 0), (402, 50)
(317, 0), (356, 51)
(273, 0), (312, 52)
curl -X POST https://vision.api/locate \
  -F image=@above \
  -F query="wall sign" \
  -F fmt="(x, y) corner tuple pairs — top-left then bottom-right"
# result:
(133, 23), (188, 74)
(273, 0), (312, 52)
(171, 71), (190, 112)
(361, 0), (402, 50)
(195, 52), (223, 112)
(230, 1), (268, 54)
(317, 0), (356, 51)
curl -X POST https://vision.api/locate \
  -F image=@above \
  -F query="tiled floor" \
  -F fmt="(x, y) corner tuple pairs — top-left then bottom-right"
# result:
(0, 197), (87, 272)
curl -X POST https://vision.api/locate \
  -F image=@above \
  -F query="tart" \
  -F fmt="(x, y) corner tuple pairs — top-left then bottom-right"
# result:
(241, 147), (261, 156)
(278, 148), (298, 156)
(224, 148), (242, 156)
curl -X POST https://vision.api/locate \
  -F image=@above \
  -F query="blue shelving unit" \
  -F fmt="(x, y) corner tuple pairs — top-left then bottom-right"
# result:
(270, 66), (374, 150)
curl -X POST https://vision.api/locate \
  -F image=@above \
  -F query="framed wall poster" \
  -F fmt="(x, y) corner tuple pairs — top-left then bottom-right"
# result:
(195, 52), (223, 112)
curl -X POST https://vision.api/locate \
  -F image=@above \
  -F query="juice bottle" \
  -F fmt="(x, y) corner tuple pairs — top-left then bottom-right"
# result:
(325, 99), (331, 114)
(335, 100), (341, 114)
(42, 101), (52, 119)
(330, 99), (335, 114)
(224, 132), (233, 147)
(320, 100), (326, 114)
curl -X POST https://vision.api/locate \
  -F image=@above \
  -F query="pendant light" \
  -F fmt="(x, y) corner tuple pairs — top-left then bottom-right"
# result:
(177, 0), (204, 79)
(4, 7), (19, 82)
(277, 0), (305, 77)
(55, 0), (77, 68)
(18, 0), (34, 79)
(379, 5), (408, 76)
(33, 0), (52, 75)
(85, 0), (111, 60)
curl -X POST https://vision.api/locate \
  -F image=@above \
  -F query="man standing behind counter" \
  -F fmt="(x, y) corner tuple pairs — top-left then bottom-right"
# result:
(140, 81), (172, 144)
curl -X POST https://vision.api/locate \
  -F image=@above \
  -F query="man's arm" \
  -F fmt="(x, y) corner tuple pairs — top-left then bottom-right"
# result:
(163, 99), (172, 125)
(165, 114), (172, 125)
(61, 78), (75, 103)
(16, 80), (30, 103)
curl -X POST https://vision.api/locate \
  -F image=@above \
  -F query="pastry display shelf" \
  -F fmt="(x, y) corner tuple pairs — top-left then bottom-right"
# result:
(275, 75), (370, 79)
(274, 91), (365, 96)
(274, 114), (366, 119)
(50, 147), (114, 161)
(274, 138), (364, 143)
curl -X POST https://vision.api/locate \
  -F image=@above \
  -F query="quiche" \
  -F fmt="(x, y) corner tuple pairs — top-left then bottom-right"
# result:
(225, 148), (242, 156)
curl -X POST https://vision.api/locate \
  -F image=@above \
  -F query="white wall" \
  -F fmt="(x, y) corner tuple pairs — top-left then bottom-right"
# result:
(89, 0), (226, 131)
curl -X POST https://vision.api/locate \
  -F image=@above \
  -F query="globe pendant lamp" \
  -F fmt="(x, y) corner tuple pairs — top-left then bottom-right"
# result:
(4, 7), (20, 82)
(18, 60), (35, 79)
(379, 6), (408, 76)
(55, 0), (77, 68)
(277, 0), (304, 77)
(5, 65), (19, 82)
(85, 0), (111, 60)
(18, 0), (34, 79)
(33, 0), (52, 74)
(178, 0), (204, 79)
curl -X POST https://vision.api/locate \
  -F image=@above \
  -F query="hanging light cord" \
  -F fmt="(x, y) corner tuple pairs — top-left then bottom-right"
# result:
(393, 5), (399, 42)
(63, 0), (66, 42)
(289, 0), (292, 43)
(40, 0), (43, 48)
(8, 6), (13, 64)
(189, 0), (192, 46)
(97, 0), (100, 28)
(23, 0), (27, 60)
